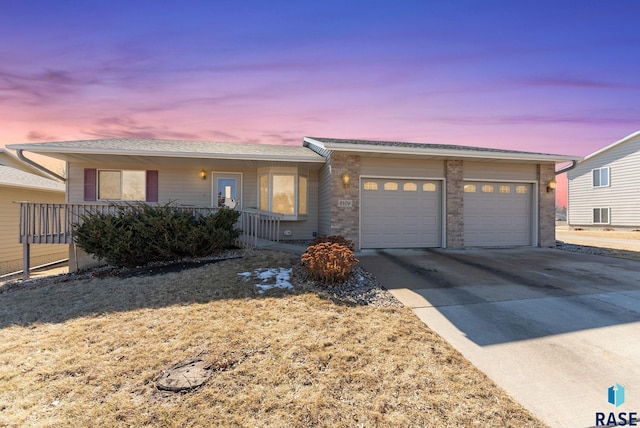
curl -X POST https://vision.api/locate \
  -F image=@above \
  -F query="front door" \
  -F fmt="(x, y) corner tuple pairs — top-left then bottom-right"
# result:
(213, 173), (242, 208)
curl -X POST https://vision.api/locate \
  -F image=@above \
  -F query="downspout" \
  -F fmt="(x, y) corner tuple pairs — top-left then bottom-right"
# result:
(555, 160), (577, 175)
(16, 149), (66, 183)
(555, 160), (577, 226)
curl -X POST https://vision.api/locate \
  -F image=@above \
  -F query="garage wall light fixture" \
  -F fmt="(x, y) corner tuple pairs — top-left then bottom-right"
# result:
(200, 169), (207, 180)
(341, 172), (350, 189)
(547, 178), (556, 193)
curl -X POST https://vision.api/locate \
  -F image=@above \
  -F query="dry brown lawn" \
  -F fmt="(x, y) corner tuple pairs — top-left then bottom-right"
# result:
(0, 249), (545, 427)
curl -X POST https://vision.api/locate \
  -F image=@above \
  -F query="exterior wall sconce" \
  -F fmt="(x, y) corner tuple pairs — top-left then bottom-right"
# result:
(341, 172), (350, 189)
(200, 169), (207, 180)
(547, 178), (556, 193)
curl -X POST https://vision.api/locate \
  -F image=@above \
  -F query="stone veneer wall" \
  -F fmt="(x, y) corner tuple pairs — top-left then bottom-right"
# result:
(446, 160), (464, 248)
(329, 153), (361, 248)
(538, 163), (556, 247)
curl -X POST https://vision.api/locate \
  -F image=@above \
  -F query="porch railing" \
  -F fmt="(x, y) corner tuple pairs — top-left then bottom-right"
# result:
(237, 208), (282, 247)
(17, 202), (282, 278)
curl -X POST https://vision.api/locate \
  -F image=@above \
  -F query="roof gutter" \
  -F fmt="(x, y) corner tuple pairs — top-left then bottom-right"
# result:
(16, 149), (66, 183)
(555, 160), (577, 175)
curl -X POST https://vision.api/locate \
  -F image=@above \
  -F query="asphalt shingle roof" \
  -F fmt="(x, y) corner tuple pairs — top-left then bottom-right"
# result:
(0, 165), (65, 192)
(306, 137), (563, 157)
(8, 138), (325, 161)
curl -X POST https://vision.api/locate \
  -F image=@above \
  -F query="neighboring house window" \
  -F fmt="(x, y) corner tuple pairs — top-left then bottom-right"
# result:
(258, 170), (308, 217)
(592, 167), (610, 187)
(83, 168), (158, 202)
(593, 208), (610, 224)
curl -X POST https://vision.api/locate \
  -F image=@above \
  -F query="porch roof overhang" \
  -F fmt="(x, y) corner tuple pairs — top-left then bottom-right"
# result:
(0, 165), (65, 192)
(304, 136), (581, 164)
(7, 138), (327, 169)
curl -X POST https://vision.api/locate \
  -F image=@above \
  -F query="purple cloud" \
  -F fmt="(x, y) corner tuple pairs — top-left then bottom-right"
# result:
(523, 76), (640, 90)
(83, 115), (202, 140)
(26, 131), (59, 141)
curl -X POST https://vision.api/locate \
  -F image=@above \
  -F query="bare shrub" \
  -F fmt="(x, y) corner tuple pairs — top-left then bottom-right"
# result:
(301, 241), (358, 284)
(309, 234), (355, 251)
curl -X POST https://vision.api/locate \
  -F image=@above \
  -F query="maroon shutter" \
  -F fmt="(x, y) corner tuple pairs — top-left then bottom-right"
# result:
(84, 168), (97, 201)
(146, 170), (159, 202)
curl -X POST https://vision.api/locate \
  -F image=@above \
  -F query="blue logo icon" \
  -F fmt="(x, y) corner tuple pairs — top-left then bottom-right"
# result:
(608, 384), (625, 407)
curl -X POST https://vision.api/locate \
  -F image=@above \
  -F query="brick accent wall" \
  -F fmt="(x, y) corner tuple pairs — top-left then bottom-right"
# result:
(329, 153), (361, 248)
(538, 163), (556, 247)
(446, 160), (464, 248)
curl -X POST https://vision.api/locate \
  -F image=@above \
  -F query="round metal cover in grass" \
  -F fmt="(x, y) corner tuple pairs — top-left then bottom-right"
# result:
(157, 359), (211, 392)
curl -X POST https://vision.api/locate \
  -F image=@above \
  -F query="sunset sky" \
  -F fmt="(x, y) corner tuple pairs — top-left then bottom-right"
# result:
(1, 1), (639, 205)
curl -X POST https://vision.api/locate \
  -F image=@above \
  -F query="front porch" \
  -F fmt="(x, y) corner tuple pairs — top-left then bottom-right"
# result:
(17, 202), (282, 279)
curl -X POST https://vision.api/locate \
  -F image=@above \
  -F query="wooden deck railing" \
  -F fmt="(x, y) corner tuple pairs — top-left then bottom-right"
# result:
(236, 208), (282, 247)
(17, 202), (282, 278)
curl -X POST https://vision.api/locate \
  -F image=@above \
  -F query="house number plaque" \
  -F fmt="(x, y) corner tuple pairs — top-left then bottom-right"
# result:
(338, 199), (353, 208)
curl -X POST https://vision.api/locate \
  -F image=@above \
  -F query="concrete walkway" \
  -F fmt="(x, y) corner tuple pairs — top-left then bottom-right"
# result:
(556, 231), (640, 252)
(358, 248), (640, 428)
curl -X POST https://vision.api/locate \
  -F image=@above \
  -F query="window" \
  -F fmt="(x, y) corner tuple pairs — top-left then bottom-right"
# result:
(98, 170), (146, 200)
(298, 176), (307, 215)
(464, 184), (476, 193)
(481, 184), (494, 193)
(363, 181), (378, 190)
(258, 169), (308, 217)
(592, 167), (610, 187)
(403, 183), (417, 191)
(423, 183), (436, 192)
(499, 185), (511, 194)
(384, 182), (398, 191)
(593, 208), (610, 224)
(515, 185), (528, 194)
(272, 175), (295, 214)
(259, 175), (269, 211)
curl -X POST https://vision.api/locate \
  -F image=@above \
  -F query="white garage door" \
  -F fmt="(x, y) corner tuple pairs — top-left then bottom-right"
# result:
(361, 178), (442, 248)
(464, 182), (533, 246)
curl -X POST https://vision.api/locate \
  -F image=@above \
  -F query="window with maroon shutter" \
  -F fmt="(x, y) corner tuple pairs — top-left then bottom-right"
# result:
(90, 169), (157, 201)
(146, 170), (158, 202)
(84, 168), (97, 201)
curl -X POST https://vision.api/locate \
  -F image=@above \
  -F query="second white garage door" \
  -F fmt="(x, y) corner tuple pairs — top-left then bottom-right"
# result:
(464, 182), (533, 246)
(361, 178), (442, 248)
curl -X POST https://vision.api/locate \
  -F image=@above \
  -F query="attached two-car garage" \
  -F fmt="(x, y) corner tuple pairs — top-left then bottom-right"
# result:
(359, 178), (534, 249)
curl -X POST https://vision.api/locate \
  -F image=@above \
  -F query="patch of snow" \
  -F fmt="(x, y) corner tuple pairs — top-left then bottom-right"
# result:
(237, 268), (293, 294)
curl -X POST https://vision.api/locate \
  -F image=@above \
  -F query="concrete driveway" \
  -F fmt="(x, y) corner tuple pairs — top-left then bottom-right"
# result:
(358, 248), (640, 428)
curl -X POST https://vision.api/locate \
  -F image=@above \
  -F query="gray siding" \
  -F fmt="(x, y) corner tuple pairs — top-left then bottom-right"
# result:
(67, 161), (320, 241)
(568, 134), (640, 226)
(360, 157), (445, 178)
(69, 162), (264, 208)
(464, 162), (537, 181)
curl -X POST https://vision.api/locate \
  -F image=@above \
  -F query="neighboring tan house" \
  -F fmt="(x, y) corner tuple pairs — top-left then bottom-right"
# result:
(567, 130), (640, 229)
(0, 149), (66, 276)
(7, 137), (578, 271)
